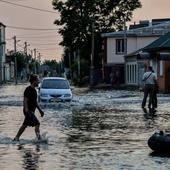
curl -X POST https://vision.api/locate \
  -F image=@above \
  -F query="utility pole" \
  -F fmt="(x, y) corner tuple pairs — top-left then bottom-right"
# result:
(61, 60), (63, 72)
(102, 38), (105, 80)
(31, 50), (33, 58)
(90, 15), (95, 90)
(68, 48), (72, 79)
(38, 52), (41, 75)
(24, 42), (29, 78)
(77, 49), (80, 86)
(34, 49), (36, 74)
(124, 18), (127, 84)
(13, 36), (17, 85)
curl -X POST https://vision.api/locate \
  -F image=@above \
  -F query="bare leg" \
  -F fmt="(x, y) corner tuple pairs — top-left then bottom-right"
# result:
(14, 125), (27, 140)
(35, 125), (41, 140)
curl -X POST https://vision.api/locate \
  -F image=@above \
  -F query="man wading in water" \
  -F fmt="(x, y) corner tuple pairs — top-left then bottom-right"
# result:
(13, 74), (44, 141)
(141, 66), (157, 111)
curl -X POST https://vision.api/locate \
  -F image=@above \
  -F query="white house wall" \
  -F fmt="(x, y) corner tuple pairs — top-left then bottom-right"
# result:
(107, 36), (160, 64)
(107, 37), (123, 64)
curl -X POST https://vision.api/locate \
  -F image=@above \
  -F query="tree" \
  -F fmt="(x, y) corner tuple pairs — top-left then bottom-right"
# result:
(42, 60), (59, 70)
(6, 50), (35, 74)
(71, 58), (89, 85)
(52, 0), (142, 68)
(42, 60), (60, 76)
(6, 50), (29, 73)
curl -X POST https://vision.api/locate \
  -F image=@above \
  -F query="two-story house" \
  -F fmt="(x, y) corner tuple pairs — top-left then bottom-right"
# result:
(101, 19), (170, 87)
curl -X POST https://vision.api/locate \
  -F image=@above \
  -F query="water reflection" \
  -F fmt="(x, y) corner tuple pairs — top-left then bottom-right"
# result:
(150, 152), (170, 158)
(18, 145), (40, 170)
(1, 84), (170, 169)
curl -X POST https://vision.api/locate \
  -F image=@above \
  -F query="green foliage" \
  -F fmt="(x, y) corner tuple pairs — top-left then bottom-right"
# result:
(6, 50), (27, 73)
(72, 58), (89, 78)
(42, 59), (61, 76)
(42, 59), (59, 71)
(71, 58), (90, 86)
(28, 61), (35, 72)
(52, 0), (142, 66)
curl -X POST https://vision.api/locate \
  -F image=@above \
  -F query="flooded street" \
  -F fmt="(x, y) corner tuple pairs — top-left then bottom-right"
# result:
(1, 82), (170, 170)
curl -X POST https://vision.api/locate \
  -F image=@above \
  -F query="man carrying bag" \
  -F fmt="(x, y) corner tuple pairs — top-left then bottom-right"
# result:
(141, 66), (157, 110)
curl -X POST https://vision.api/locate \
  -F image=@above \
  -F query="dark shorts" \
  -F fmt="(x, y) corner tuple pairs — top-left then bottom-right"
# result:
(23, 111), (40, 127)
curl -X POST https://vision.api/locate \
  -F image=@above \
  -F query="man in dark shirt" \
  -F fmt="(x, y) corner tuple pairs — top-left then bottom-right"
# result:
(13, 74), (44, 141)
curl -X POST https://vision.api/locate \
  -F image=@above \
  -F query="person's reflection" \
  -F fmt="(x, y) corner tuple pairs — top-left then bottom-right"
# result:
(18, 145), (40, 170)
(142, 107), (157, 119)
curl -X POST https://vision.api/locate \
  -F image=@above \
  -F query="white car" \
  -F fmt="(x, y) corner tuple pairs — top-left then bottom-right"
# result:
(38, 77), (74, 102)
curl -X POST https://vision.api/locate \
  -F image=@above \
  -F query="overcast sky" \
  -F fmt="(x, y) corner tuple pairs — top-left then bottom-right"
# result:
(0, 0), (170, 62)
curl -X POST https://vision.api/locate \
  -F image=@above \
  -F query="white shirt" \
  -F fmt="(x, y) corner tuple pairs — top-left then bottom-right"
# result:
(142, 71), (157, 85)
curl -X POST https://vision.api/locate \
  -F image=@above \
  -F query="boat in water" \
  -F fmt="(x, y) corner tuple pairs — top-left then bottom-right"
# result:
(148, 130), (170, 153)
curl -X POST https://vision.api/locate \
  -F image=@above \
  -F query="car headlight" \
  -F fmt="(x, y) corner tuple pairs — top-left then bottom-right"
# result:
(40, 93), (48, 97)
(64, 94), (71, 97)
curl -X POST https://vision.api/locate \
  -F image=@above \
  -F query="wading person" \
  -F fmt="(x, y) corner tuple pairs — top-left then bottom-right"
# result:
(141, 66), (157, 110)
(13, 74), (44, 141)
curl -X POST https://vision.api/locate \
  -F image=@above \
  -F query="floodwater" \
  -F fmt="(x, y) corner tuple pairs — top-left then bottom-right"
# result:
(1, 82), (170, 170)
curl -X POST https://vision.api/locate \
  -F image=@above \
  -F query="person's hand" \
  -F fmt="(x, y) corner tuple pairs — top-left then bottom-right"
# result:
(39, 109), (44, 117)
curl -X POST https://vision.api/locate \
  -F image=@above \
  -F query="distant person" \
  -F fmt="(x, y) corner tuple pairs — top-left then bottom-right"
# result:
(27, 73), (30, 81)
(141, 66), (157, 110)
(13, 74), (44, 141)
(116, 70), (120, 85)
(109, 71), (115, 85)
(21, 74), (23, 80)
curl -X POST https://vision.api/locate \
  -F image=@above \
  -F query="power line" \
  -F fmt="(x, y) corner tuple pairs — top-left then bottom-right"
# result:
(16, 31), (60, 36)
(36, 48), (61, 50)
(6, 25), (58, 31)
(18, 35), (61, 38)
(31, 43), (59, 46)
(0, 0), (59, 14)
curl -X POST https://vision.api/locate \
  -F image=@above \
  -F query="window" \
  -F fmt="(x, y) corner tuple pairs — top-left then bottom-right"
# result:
(126, 63), (137, 84)
(116, 39), (125, 54)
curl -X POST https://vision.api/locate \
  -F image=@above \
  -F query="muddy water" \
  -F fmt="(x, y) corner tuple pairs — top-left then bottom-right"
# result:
(0, 83), (170, 170)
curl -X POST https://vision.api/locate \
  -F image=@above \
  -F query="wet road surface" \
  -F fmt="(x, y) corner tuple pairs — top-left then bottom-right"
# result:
(0, 82), (170, 169)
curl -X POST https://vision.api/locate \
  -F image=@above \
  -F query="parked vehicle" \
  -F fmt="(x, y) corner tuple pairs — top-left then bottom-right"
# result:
(38, 77), (74, 102)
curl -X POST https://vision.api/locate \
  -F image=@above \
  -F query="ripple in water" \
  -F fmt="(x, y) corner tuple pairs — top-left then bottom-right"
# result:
(0, 84), (170, 169)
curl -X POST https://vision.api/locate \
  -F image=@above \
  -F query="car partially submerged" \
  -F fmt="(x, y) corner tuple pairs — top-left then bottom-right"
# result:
(38, 77), (74, 102)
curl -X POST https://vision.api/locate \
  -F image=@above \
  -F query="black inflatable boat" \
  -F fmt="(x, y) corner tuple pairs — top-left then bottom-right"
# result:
(148, 130), (170, 153)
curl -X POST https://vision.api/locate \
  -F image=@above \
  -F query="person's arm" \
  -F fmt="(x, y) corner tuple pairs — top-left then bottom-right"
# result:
(23, 97), (33, 117)
(36, 101), (44, 117)
(24, 97), (29, 112)
(142, 73), (146, 81)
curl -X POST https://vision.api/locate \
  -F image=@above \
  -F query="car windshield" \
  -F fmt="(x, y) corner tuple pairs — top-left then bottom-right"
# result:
(41, 79), (69, 89)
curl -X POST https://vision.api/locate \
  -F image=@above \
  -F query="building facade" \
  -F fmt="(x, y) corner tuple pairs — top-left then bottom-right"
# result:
(101, 19), (170, 88)
(0, 22), (6, 82)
